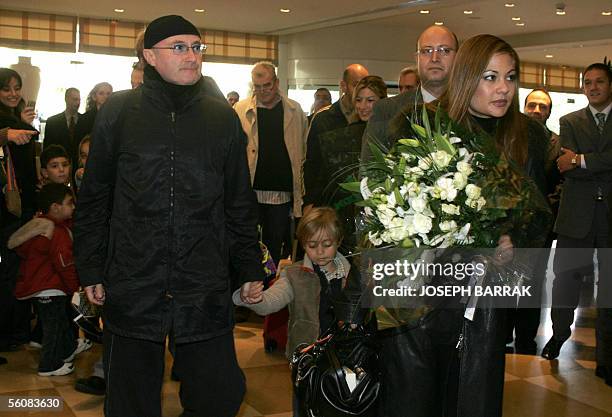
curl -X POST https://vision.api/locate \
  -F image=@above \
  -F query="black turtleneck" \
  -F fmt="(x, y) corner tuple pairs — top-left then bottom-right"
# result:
(143, 65), (201, 110)
(470, 114), (500, 137)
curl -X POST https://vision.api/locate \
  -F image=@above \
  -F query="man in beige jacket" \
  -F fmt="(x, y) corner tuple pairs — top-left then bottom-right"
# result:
(234, 62), (308, 267)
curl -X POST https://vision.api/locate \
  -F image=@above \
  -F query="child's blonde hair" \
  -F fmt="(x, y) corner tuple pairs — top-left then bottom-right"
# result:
(296, 207), (343, 246)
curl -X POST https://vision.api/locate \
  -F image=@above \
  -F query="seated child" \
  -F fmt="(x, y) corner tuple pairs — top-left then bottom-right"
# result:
(40, 144), (71, 187)
(10, 183), (88, 376)
(233, 207), (352, 359)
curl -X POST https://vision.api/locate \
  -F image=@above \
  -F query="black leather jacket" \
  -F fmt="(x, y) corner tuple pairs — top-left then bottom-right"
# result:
(74, 71), (264, 343)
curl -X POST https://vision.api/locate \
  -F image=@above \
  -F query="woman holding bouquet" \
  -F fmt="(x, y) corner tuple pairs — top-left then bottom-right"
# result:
(372, 34), (550, 417)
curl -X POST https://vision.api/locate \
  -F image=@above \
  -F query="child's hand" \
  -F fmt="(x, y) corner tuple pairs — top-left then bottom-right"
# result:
(85, 284), (106, 305)
(240, 281), (264, 304)
(75, 167), (85, 180)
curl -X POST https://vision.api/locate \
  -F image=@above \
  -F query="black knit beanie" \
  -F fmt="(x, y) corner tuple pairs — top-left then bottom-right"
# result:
(144, 15), (200, 48)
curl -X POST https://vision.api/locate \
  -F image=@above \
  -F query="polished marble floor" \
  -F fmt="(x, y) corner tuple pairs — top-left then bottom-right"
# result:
(0, 305), (610, 417)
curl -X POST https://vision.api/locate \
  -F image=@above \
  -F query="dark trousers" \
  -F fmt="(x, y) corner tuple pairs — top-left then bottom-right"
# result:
(506, 246), (550, 350)
(33, 296), (77, 372)
(258, 202), (291, 269)
(103, 330), (246, 417)
(552, 203), (609, 342)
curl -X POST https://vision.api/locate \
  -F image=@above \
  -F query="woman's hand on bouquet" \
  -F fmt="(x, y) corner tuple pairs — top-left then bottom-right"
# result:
(492, 234), (513, 266)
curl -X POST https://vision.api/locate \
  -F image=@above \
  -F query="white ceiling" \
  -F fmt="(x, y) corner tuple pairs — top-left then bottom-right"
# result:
(3, 0), (612, 67)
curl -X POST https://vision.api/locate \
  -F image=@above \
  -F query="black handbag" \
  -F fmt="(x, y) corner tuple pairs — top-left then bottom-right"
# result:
(290, 324), (380, 417)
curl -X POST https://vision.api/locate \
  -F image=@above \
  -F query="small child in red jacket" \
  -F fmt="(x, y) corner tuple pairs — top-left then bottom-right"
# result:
(10, 183), (82, 376)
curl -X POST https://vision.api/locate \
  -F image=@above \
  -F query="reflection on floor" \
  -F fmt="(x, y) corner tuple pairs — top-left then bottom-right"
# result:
(0, 307), (610, 417)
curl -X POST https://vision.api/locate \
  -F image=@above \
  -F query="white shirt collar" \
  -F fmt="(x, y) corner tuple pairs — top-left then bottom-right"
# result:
(420, 86), (437, 104)
(589, 101), (612, 120)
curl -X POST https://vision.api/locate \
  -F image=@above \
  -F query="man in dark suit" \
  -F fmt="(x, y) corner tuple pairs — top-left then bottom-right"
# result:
(543, 62), (612, 385)
(43, 87), (81, 166)
(303, 63), (369, 212)
(360, 25), (458, 160)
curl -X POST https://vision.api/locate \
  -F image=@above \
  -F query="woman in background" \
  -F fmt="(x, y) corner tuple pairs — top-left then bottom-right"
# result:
(75, 82), (113, 142)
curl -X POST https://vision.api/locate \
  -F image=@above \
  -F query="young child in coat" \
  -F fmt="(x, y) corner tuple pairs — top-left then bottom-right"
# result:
(10, 183), (85, 376)
(234, 207), (352, 359)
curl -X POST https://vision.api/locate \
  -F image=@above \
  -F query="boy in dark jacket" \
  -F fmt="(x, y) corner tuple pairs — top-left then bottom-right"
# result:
(10, 183), (85, 376)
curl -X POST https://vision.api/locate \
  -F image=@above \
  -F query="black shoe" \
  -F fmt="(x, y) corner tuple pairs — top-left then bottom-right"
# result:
(75, 376), (106, 396)
(0, 356), (6, 365)
(515, 340), (538, 355)
(541, 337), (564, 360)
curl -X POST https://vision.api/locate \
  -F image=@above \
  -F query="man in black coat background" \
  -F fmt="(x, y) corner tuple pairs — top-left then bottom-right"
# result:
(43, 87), (81, 166)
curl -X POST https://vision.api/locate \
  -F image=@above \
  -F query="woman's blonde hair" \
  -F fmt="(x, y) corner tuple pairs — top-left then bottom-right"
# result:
(296, 207), (343, 246)
(352, 75), (388, 108)
(441, 34), (527, 165)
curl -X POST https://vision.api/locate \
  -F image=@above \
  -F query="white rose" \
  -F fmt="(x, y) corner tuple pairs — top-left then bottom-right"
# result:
(376, 205), (396, 227)
(476, 196), (486, 211)
(368, 231), (382, 246)
(452, 172), (468, 190)
(456, 161), (473, 176)
(388, 217), (409, 242)
(441, 204), (460, 215)
(435, 177), (458, 202)
(418, 157), (432, 170)
(430, 151), (452, 169)
(413, 212), (433, 235)
(439, 220), (458, 232)
(409, 195), (427, 213)
(465, 184), (481, 200)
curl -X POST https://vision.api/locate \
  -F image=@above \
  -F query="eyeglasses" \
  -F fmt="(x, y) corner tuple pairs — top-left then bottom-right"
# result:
(416, 47), (455, 57)
(151, 43), (207, 55)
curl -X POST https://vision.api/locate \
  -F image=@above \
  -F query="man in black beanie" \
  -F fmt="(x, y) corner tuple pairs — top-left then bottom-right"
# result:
(74, 14), (265, 417)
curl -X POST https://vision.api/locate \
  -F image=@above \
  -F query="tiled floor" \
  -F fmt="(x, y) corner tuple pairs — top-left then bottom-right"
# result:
(0, 307), (610, 417)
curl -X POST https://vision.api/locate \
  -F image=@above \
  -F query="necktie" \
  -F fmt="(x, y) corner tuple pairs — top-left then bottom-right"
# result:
(69, 116), (76, 139)
(596, 112), (606, 134)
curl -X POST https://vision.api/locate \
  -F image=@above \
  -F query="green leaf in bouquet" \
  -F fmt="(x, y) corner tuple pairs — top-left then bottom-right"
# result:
(411, 123), (428, 140)
(398, 156), (407, 173)
(369, 142), (387, 165)
(398, 138), (421, 147)
(384, 178), (392, 193)
(394, 187), (404, 206)
(339, 181), (362, 193)
(433, 132), (456, 157)
(355, 200), (375, 208)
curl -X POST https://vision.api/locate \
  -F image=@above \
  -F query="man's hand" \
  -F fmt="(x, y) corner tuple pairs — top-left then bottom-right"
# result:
(240, 281), (264, 304)
(492, 234), (514, 266)
(7, 129), (36, 145)
(557, 147), (579, 173)
(84, 284), (106, 306)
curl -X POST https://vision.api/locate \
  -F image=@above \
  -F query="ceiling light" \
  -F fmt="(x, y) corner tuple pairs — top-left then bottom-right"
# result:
(511, 17), (521, 21)
(194, 9), (205, 13)
(556, 3), (566, 15)
(434, 21), (444, 26)
(114, 8), (124, 13)
(545, 54), (554, 58)
(515, 22), (525, 26)
(602, 11), (612, 16)
(505, 3), (515, 7)
(463, 10), (473, 14)
(419, 10), (430, 14)
(280, 8), (291, 13)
